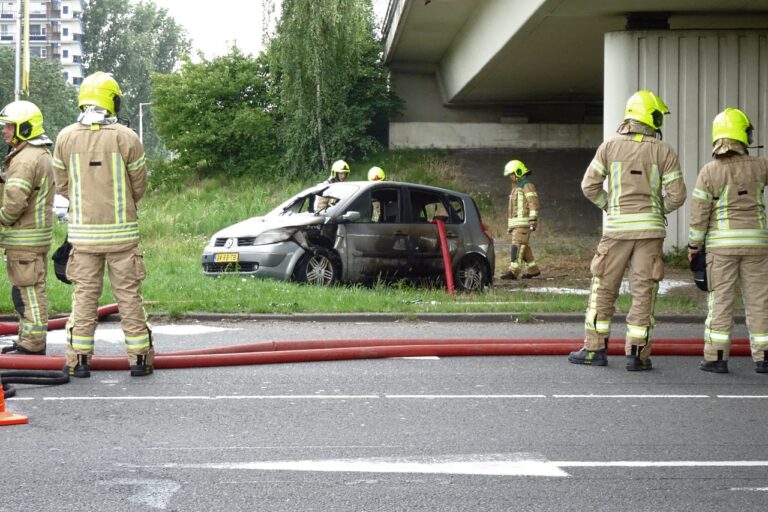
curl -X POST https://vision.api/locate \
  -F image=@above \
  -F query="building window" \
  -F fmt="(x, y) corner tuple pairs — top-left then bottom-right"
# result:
(63, 49), (68, 58)
(63, 27), (68, 36)
(63, 71), (68, 80)
(63, 6), (69, 15)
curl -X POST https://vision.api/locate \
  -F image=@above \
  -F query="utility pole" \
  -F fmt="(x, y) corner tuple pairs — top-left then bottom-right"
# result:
(14, 0), (23, 100)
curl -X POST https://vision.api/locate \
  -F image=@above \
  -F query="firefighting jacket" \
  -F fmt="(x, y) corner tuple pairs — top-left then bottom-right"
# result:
(688, 153), (768, 255)
(0, 141), (54, 253)
(581, 133), (686, 239)
(507, 178), (539, 229)
(53, 121), (147, 252)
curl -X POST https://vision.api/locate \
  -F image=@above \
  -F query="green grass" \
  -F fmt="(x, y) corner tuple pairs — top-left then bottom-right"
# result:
(0, 151), (703, 318)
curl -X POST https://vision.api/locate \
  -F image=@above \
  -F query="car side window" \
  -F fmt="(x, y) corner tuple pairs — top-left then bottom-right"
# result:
(347, 193), (372, 223)
(447, 196), (466, 223)
(409, 190), (453, 224)
(371, 188), (400, 223)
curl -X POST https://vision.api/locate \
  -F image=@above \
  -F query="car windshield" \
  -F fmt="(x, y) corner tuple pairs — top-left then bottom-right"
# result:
(268, 182), (362, 217)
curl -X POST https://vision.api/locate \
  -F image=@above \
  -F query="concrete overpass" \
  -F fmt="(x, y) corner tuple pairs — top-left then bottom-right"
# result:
(382, 0), (768, 247)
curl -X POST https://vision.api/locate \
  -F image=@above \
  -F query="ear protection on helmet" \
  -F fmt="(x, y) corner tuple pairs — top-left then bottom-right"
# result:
(18, 121), (32, 139)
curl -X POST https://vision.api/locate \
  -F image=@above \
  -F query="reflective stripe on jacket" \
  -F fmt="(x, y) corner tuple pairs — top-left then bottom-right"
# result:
(507, 178), (539, 229)
(688, 153), (768, 255)
(53, 122), (147, 252)
(581, 133), (686, 240)
(0, 142), (54, 252)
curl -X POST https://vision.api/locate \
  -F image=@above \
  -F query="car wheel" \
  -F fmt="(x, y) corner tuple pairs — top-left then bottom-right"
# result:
(293, 246), (340, 286)
(454, 255), (487, 292)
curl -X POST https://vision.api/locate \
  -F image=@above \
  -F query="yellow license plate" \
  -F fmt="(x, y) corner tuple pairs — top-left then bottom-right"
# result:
(214, 253), (239, 263)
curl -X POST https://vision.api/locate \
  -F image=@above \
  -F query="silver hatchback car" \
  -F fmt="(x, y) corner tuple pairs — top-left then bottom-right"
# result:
(201, 181), (494, 292)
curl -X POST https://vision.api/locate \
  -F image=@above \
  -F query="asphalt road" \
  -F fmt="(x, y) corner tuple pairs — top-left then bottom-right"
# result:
(1, 318), (766, 512)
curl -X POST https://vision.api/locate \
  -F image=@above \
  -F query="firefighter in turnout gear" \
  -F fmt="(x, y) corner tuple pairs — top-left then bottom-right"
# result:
(500, 160), (540, 280)
(53, 72), (154, 378)
(0, 101), (54, 356)
(688, 108), (768, 374)
(315, 159), (350, 212)
(568, 90), (687, 371)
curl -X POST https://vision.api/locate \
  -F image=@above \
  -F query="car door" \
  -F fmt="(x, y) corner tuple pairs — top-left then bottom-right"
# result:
(404, 187), (462, 279)
(339, 186), (410, 281)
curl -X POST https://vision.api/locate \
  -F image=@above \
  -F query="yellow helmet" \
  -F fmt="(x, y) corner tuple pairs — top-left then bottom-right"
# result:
(712, 107), (753, 146)
(0, 100), (45, 142)
(78, 72), (123, 116)
(503, 160), (529, 179)
(624, 90), (669, 130)
(331, 159), (350, 178)
(368, 166), (385, 181)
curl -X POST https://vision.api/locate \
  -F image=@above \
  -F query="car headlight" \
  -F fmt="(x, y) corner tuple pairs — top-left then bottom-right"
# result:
(253, 228), (295, 246)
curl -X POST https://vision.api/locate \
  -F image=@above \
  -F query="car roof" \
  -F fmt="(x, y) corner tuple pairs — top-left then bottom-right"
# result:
(344, 180), (473, 199)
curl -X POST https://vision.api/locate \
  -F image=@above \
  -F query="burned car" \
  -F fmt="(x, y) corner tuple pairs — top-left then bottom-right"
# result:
(201, 181), (494, 292)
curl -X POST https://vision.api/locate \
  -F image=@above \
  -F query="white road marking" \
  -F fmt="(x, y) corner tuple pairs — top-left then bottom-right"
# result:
(97, 479), (181, 510)
(555, 461), (768, 468)
(131, 455), (768, 478)
(730, 487), (768, 491)
(717, 395), (768, 399)
(149, 455), (569, 477)
(552, 394), (709, 398)
(32, 393), (768, 401)
(387, 394), (546, 398)
(1, 324), (241, 347)
(43, 395), (379, 401)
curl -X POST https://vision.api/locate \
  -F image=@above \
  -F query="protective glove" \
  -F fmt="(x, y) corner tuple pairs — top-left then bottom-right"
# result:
(529, 219), (538, 232)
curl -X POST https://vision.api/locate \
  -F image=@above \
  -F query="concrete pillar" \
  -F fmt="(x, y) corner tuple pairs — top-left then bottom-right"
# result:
(604, 30), (768, 250)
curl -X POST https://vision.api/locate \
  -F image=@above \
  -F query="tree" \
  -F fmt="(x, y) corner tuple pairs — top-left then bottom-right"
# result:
(0, 48), (77, 143)
(151, 49), (277, 177)
(269, 0), (398, 176)
(82, 0), (190, 153)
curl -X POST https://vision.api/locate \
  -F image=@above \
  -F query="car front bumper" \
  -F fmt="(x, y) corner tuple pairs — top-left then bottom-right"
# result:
(201, 241), (306, 280)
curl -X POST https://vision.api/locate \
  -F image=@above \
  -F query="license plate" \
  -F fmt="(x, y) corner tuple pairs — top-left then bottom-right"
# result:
(214, 253), (239, 263)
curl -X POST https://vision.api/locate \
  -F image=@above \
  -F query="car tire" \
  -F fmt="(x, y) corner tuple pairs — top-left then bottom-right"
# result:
(454, 254), (488, 292)
(293, 246), (340, 286)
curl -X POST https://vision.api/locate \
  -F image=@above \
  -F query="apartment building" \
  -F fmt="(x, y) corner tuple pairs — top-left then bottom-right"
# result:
(0, 0), (83, 85)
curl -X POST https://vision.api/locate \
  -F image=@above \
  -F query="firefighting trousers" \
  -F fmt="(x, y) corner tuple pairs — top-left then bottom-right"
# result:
(64, 247), (154, 367)
(6, 250), (48, 353)
(509, 228), (539, 276)
(703, 252), (768, 362)
(583, 237), (664, 359)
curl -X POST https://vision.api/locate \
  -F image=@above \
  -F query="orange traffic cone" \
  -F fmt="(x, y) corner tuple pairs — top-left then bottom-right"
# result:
(0, 386), (28, 426)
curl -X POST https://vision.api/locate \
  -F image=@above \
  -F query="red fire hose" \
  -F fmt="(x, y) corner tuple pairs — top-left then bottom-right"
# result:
(432, 218), (455, 294)
(0, 304), (754, 372)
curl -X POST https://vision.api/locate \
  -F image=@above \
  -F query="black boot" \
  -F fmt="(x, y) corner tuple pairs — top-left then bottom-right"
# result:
(700, 350), (728, 374)
(63, 355), (91, 378)
(568, 348), (607, 366)
(756, 352), (768, 374)
(1, 342), (46, 356)
(626, 356), (653, 371)
(130, 355), (154, 377)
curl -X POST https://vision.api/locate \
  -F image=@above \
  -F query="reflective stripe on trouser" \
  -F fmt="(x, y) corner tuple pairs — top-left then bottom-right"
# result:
(6, 251), (48, 353)
(703, 252), (768, 362)
(64, 247), (154, 367)
(582, 237), (664, 358)
(508, 227), (539, 276)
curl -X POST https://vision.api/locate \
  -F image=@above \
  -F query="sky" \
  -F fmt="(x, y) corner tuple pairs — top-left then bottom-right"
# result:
(151, 0), (390, 59)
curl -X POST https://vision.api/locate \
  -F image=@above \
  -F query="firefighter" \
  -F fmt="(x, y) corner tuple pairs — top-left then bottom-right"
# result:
(688, 108), (768, 374)
(0, 101), (54, 356)
(53, 72), (154, 378)
(568, 90), (687, 371)
(315, 159), (350, 211)
(500, 160), (540, 280)
(368, 166), (386, 181)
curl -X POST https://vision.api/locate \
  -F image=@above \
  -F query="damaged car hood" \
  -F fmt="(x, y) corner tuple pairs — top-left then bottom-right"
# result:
(213, 214), (326, 238)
